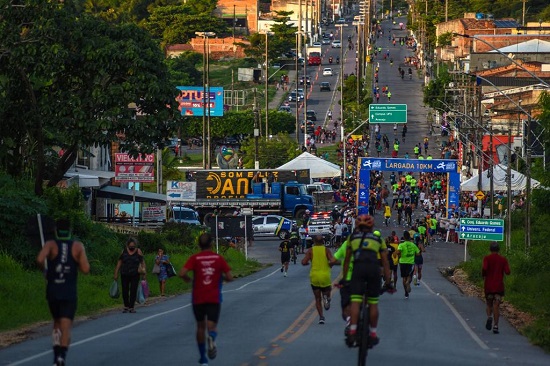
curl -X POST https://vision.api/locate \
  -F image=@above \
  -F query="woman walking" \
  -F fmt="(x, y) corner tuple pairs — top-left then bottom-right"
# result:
(155, 248), (170, 296)
(114, 238), (145, 313)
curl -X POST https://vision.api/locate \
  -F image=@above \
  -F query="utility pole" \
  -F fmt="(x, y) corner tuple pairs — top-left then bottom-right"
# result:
(295, 33), (300, 144)
(489, 127), (494, 218)
(253, 89), (260, 170)
(477, 84), (483, 215)
(298, 0), (303, 56)
(506, 127), (512, 252)
(264, 32), (269, 140)
(303, 41), (308, 150)
(525, 115), (531, 252)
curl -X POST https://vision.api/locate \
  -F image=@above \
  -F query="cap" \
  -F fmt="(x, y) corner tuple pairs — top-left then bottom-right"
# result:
(373, 230), (381, 237)
(490, 241), (500, 252)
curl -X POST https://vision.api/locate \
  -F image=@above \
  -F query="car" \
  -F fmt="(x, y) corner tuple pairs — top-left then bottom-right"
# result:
(300, 120), (315, 133)
(299, 76), (311, 85)
(252, 215), (294, 239)
(323, 67), (333, 76)
(170, 207), (201, 225)
(298, 57), (305, 65)
(307, 213), (334, 240)
(336, 18), (346, 24)
(278, 105), (292, 113)
(320, 81), (331, 91)
(331, 40), (341, 48)
(321, 38), (331, 45)
(288, 91), (303, 102)
(312, 42), (322, 47)
(306, 110), (317, 121)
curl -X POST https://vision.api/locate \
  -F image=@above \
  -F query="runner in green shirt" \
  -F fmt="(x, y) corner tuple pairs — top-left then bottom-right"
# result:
(396, 231), (420, 299)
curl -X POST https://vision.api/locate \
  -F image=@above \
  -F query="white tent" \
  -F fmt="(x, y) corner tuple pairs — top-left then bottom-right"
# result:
(461, 164), (540, 191)
(278, 152), (341, 178)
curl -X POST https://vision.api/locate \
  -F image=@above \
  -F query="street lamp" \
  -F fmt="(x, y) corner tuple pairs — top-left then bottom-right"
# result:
(195, 31), (216, 169)
(335, 23), (348, 181)
(452, 33), (550, 88)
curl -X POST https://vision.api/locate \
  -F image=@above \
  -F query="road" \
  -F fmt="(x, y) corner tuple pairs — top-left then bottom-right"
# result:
(2, 211), (549, 365)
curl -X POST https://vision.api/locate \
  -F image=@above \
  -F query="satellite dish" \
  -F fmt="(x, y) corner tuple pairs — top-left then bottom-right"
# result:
(448, 82), (455, 88)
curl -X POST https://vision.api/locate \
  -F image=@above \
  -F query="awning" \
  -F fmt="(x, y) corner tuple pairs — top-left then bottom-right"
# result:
(97, 186), (167, 203)
(65, 169), (115, 188)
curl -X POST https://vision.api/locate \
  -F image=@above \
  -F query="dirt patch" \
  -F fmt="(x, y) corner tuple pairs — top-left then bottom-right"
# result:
(441, 267), (535, 332)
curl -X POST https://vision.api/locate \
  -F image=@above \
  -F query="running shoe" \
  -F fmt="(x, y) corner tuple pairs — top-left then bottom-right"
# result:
(493, 325), (499, 334)
(284, 272), (287, 277)
(404, 292), (409, 299)
(280, 266), (283, 272)
(345, 331), (357, 347)
(207, 336), (217, 359)
(319, 316), (325, 324)
(54, 357), (65, 366)
(323, 294), (331, 310)
(486, 317), (493, 331)
(368, 333), (380, 348)
(199, 358), (209, 366)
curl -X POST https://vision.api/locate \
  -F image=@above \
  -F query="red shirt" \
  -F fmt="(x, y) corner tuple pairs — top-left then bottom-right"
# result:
(482, 253), (511, 294)
(184, 251), (231, 304)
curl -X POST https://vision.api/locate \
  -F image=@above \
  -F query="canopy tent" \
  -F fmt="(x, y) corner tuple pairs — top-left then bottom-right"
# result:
(277, 152), (341, 179)
(461, 164), (540, 191)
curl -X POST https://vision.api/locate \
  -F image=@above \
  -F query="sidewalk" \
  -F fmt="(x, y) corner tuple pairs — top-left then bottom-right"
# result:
(268, 70), (296, 110)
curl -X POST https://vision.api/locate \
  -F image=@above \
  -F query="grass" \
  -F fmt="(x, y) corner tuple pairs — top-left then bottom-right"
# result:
(0, 247), (262, 333)
(316, 144), (341, 165)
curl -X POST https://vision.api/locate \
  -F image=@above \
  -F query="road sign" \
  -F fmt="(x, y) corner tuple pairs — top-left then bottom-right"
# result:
(475, 190), (485, 200)
(459, 218), (504, 241)
(369, 104), (407, 123)
(166, 181), (197, 202)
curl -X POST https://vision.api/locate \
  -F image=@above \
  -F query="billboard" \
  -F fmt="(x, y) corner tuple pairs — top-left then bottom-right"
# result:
(176, 86), (224, 117)
(115, 153), (155, 183)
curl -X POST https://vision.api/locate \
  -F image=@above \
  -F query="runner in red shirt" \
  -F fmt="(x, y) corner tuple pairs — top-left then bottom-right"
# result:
(180, 233), (233, 366)
(482, 241), (510, 334)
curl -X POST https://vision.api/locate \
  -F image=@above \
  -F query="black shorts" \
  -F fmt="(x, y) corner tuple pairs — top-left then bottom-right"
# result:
(414, 255), (424, 265)
(48, 300), (77, 320)
(193, 303), (221, 323)
(389, 260), (398, 271)
(281, 254), (291, 264)
(311, 285), (331, 292)
(340, 282), (351, 309)
(399, 263), (414, 278)
(349, 262), (381, 300)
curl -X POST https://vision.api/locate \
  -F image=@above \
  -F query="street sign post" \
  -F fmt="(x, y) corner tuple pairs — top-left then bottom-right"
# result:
(459, 218), (504, 241)
(475, 190), (485, 200)
(369, 104), (407, 123)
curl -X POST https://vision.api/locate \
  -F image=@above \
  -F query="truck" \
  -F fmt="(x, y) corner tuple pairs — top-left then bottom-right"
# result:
(186, 169), (314, 219)
(307, 46), (322, 66)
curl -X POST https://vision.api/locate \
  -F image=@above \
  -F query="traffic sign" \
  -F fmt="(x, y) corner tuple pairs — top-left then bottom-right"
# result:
(459, 218), (504, 241)
(369, 104), (407, 123)
(166, 180), (197, 202)
(475, 190), (485, 200)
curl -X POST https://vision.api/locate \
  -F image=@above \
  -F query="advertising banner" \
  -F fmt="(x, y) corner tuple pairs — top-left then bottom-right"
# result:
(166, 181), (197, 202)
(115, 153), (155, 183)
(176, 86), (224, 117)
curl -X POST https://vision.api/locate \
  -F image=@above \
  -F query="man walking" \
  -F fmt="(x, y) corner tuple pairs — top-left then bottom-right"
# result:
(180, 233), (234, 366)
(36, 219), (90, 366)
(302, 235), (336, 324)
(482, 241), (511, 334)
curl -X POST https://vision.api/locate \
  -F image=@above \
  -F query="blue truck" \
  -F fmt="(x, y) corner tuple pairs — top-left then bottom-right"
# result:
(187, 169), (314, 219)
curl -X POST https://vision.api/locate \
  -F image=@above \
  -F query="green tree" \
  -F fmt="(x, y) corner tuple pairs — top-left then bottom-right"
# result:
(0, 2), (177, 195)
(166, 51), (203, 86)
(239, 133), (299, 168)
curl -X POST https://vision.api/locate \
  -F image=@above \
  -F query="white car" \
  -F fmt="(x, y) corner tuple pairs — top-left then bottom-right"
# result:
(331, 40), (341, 48)
(252, 215), (294, 239)
(323, 68), (333, 76)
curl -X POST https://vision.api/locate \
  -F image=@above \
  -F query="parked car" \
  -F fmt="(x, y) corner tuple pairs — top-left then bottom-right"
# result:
(320, 82), (331, 91)
(323, 67), (333, 76)
(331, 40), (341, 48)
(306, 110), (317, 121)
(170, 207), (201, 225)
(252, 215), (294, 239)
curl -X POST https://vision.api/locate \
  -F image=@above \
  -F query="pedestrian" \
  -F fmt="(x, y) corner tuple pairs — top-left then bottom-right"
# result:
(279, 239), (292, 276)
(302, 235), (336, 324)
(114, 237), (146, 313)
(376, 92), (380, 103)
(396, 231), (420, 299)
(299, 224), (307, 253)
(387, 91), (392, 101)
(36, 219), (90, 366)
(155, 248), (171, 296)
(180, 233), (234, 366)
(482, 241), (511, 334)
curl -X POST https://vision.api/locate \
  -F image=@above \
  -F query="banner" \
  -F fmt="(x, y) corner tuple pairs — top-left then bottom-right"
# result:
(115, 153), (155, 183)
(176, 86), (224, 117)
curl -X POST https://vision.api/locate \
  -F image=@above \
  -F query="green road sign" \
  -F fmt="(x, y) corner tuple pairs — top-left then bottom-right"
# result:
(459, 218), (504, 241)
(369, 104), (407, 123)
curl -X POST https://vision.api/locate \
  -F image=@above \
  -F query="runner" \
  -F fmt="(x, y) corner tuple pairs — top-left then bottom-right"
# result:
(279, 239), (292, 277)
(302, 235), (336, 324)
(482, 241), (511, 334)
(383, 203), (392, 227)
(396, 231), (420, 299)
(412, 232), (426, 286)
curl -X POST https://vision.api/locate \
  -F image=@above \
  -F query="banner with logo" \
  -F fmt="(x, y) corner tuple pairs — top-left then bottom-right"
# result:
(115, 153), (155, 183)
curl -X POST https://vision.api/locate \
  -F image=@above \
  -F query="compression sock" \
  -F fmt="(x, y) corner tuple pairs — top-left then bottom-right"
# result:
(208, 330), (218, 341)
(198, 343), (207, 362)
(53, 346), (61, 362)
(60, 346), (68, 360)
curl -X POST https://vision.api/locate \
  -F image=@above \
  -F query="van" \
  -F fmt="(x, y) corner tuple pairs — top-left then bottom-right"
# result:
(279, 105), (292, 113)
(169, 206), (201, 225)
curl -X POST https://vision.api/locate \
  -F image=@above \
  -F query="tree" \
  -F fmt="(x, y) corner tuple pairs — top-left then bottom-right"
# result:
(239, 133), (299, 169)
(0, 1), (178, 195)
